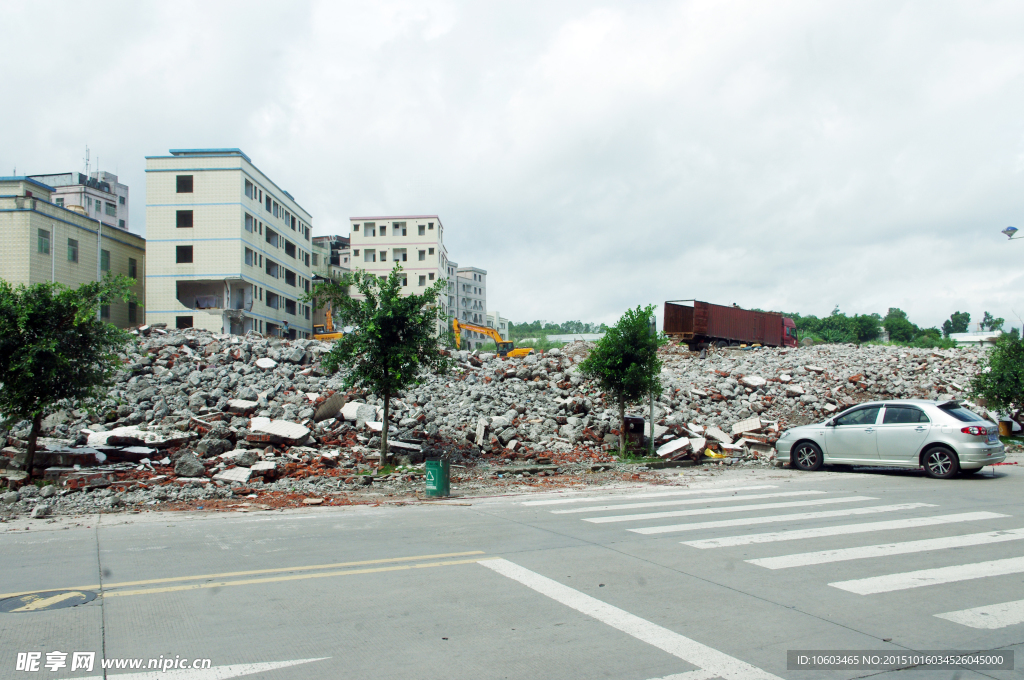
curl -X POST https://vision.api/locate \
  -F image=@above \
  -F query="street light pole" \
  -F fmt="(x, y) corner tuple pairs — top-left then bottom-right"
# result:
(649, 314), (657, 458)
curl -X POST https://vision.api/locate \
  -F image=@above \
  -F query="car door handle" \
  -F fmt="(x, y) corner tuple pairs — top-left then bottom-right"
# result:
(915, 426), (927, 431)
(864, 428), (874, 433)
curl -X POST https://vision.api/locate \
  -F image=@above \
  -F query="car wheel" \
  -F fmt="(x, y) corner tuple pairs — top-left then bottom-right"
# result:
(793, 441), (824, 471)
(960, 467), (983, 476)
(715, 340), (728, 348)
(923, 447), (960, 479)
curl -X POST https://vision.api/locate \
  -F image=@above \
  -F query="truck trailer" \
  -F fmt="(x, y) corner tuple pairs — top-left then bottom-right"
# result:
(664, 300), (798, 350)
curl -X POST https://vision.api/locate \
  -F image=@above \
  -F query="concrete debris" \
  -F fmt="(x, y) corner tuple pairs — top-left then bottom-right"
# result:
(0, 329), (998, 520)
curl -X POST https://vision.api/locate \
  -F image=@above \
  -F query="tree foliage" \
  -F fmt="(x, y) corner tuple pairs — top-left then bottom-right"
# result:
(942, 311), (971, 338)
(509, 319), (606, 340)
(971, 332), (1024, 425)
(305, 265), (453, 465)
(981, 311), (1005, 332)
(578, 305), (666, 457)
(0, 275), (136, 478)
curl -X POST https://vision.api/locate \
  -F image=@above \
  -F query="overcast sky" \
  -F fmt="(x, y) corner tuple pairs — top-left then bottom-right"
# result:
(3, 1), (1024, 331)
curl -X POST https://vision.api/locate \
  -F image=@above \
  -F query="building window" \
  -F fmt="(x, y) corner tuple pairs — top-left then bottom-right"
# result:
(245, 213), (254, 232)
(285, 299), (297, 316)
(67, 238), (78, 263)
(418, 275), (426, 286)
(285, 270), (296, 287)
(266, 260), (279, 278)
(101, 249), (110, 272)
(380, 225), (387, 236)
(55, 198), (64, 207)
(265, 196), (271, 212)
(428, 222), (434, 229)
(402, 276), (408, 286)
(305, 305), (310, 320)
(100, 304), (110, 319)
(94, 199), (101, 211)
(176, 245), (193, 263)
(285, 241), (296, 258)
(395, 222), (407, 235)
(380, 250), (387, 262)
(428, 247), (434, 255)
(245, 248), (253, 266)
(312, 253), (319, 266)
(176, 316), (193, 329)
(119, 196), (125, 205)
(128, 258), (137, 279)
(105, 202), (116, 216)
(429, 273), (434, 280)
(353, 249), (359, 256)
(176, 175), (193, 193)
(118, 219), (125, 229)
(364, 249), (375, 263)
(266, 228), (279, 247)
(245, 179), (254, 198)
(266, 292), (279, 309)
(176, 210), (193, 228)
(38, 229), (50, 255)
(128, 302), (137, 324)
(418, 224), (425, 236)
(364, 222), (375, 235)
(418, 250), (425, 261)
(353, 223), (359, 233)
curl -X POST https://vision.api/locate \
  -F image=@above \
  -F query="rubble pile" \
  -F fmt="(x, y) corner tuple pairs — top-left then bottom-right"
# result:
(0, 327), (994, 519)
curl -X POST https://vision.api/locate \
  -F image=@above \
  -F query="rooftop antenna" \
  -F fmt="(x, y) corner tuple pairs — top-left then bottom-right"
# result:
(84, 145), (90, 176)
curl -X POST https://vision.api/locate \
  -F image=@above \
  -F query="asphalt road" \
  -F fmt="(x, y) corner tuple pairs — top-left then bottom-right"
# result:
(3, 463), (1024, 680)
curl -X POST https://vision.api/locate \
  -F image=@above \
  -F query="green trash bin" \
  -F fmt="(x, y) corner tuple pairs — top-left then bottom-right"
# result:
(425, 459), (450, 498)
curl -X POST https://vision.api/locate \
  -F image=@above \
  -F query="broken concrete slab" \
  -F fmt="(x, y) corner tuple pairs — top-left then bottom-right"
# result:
(86, 426), (191, 449)
(739, 375), (766, 388)
(213, 467), (252, 484)
(731, 417), (763, 435)
(248, 417), (310, 443)
(255, 357), (278, 369)
(656, 438), (690, 457)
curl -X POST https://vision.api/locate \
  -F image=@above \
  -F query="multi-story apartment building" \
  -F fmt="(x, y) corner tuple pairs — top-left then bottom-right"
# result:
(310, 235), (351, 329)
(145, 149), (314, 338)
(0, 177), (145, 328)
(348, 215), (450, 331)
(28, 171), (130, 231)
(486, 311), (510, 341)
(455, 266), (488, 348)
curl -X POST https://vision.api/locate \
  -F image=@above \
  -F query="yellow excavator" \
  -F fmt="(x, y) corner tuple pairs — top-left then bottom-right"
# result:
(452, 319), (533, 358)
(312, 308), (344, 341)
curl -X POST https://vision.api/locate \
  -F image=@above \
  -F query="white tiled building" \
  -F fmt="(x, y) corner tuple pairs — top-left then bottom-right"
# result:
(0, 177), (145, 328)
(28, 171), (130, 231)
(348, 215), (451, 331)
(486, 311), (509, 341)
(145, 149), (314, 338)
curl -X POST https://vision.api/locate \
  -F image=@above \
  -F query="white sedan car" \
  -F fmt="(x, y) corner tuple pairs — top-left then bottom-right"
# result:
(776, 400), (1006, 479)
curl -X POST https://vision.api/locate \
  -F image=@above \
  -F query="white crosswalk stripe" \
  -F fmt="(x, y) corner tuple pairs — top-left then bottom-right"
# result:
(552, 490), (825, 515)
(747, 528), (1024, 569)
(584, 496), (875, 524)
(683, 512), (1007, 549)
(935, 599), (1024, 629)
(629, 503), (936, 535)
(830, 555), (1024, 595)
(522, 484), (778, 506)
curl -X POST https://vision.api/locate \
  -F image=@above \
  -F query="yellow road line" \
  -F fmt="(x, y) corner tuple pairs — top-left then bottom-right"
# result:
(105, 557), (499, 598)
(0, 551), (485, 600)
(11, 591), (87, 612)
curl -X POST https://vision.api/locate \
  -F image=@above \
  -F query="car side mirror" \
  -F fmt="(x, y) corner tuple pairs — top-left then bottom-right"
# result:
(825, 420), (835, 427)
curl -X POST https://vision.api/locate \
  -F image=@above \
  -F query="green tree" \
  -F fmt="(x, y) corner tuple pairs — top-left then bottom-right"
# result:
(305, 265), (453, 466)
(981, 311), (1005, 332)
(971, 332), (1024, 426)
(0, 276), (136, 479)
(942, 311), (971, 338)
(883, 307), (918, 343)
(851, 313), (882, 343)
(578, 305), (667, 457)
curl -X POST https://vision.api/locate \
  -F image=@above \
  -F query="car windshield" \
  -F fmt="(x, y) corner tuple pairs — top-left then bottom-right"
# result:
(940, 404), (986, 422)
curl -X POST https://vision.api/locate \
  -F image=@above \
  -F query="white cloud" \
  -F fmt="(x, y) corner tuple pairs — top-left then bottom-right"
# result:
(3, 0), (1024, 331)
